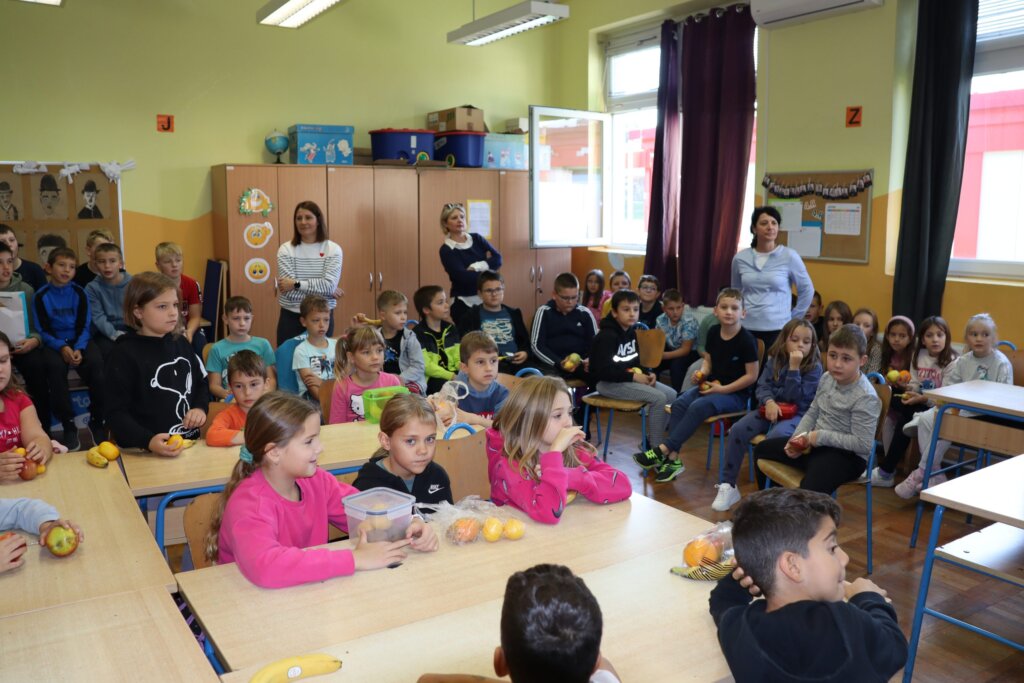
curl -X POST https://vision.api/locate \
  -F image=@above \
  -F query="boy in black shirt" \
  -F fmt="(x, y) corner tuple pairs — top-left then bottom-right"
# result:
(710, 488), (906, 682)
(457, 270), (533, 375)
(412, 285), (461, 395)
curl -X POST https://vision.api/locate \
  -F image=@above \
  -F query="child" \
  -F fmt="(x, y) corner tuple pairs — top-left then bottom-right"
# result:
(656, 288), (698, 391)
(0, 331), (54, 481)
(206, 296), (277, 400)
(852, 308), (881, 374)
(486, 375), (631, 524)
(710, 488), (907, 682)
(530, 272), (597, 380)
(805, 290), (824, 341)
(292, 294), (336, 404)
(451, 331), (509, 428)
(457, 271), (531, 375)
(591, 290), (676, 455)
(635, 288), (758, 483)
(1, 498), (83, 573)
(33, 247), (96, 451)
(328, 326), (400, 424)
(104, 272), (209, 455)
(636, 274), (662, 329)
(206, 350), (271, 447)
(413, 285), (461, 395)
(679, 308), (726, 393)
(581, 268), (611, 323)
(353, 393), (453, 506)
(369, 290), (426, 394)
(895, 313), (1013, 498)
(206, 392), (437, 588)
(83, 242), (131, 439)
(880, 316), (914, 388)
(600, 270), (632, 317)
(714, 319), (822, 511)
(754, 324), (881, 494)
(818, 300), (852, 357)
(154, 241), (204, 354)
(0, 223), (46, 291)
(73, 228), (114, 287)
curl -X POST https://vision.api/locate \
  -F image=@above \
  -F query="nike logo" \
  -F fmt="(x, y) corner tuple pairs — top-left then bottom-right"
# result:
(428, 484), (443, 494)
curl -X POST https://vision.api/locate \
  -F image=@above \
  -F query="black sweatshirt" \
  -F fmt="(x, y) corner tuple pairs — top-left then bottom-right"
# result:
(589, 315), (641, 384)
(352, 455), (454, 510)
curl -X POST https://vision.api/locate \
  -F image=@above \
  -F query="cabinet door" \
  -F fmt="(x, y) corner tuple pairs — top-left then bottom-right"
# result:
(535, 247), (572, 311)
(276, 166), (328, 246)
(374, 168), (420, 305)
(497, 171), (536, 315)
(327, 166), (375, 329)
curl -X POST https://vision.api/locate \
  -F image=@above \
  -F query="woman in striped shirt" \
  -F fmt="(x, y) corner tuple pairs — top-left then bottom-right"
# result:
(276, 201), (343, 344)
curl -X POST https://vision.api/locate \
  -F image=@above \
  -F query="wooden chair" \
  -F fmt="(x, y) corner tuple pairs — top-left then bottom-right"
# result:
(431, 428), (490, 500)
(201, 401), (229, 439)
(496, 373), (522, 392)
(183, 493), (221, 571)
(582, 394), (648, 461)
(757, 372), (892, 574)
(1005, 347), (1024, 388)
(201, 343), (213, 366)
(320, 379), (336, 424)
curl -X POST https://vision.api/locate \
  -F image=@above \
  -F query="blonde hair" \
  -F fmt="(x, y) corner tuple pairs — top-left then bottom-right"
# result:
(205, 392), (319, 563)
(372, 394), (437, 459)
(965, 313), (998, 344)
(439, 203), (465, 236)
(86, 229), (115, 248)
(335, 325), (386, 379)
(155, 241), (183, 261)
(122, 271), (179, 332)
(492, 376), (595, 480)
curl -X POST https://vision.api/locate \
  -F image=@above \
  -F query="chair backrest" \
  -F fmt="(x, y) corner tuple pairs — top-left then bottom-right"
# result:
(202, 343), (213, 366)
(636, 328), (667, 368)
(496, 373), (521, 392)
(201, 401), (229, 439)
(201, 259), (226, 342)
(275, 337), (303, 394)
(431, 428), (490, 500)
(867, 374), (893, 442)
(756, 338), (765, 371)
(183, 493), (221, 570)
(1005, 348), (1024, 388)
(320, 378), (336, 423)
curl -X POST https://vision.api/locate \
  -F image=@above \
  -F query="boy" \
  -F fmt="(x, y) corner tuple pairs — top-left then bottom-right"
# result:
(373, 290), (426, 394)
(754, 324), (881, 494)
(452, 331), (509, 428)
(206, 296), (277, 400)
(73, 228), (114, 287)
(33, 247), (97, 451)
(413, 285), (460, 395)
(637, 273), (662, 329)
(634, 288), (758, 483)
(530, 272), (597, 380)
(205, 350), (270, 446)
(656, 288), (698, 391)
(155, 242), (204, 354)
(710, 488), (907, 682)
(1, 498), (83, 574)
(0, 223), (46, 291)
(457, 271), (532, 375)
(292, 294), (336, 403)
(679, 309), (723, 392)
(83, 242), (131, 440)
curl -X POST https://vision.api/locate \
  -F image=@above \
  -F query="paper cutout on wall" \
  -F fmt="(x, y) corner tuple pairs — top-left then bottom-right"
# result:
(243, 222), (274, 249)
(245, 258), (271, 284)
(239, 187), (273, 216)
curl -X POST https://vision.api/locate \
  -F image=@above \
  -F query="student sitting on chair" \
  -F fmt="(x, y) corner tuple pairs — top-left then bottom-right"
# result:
(206, 296), (277, 401)
(449, 331), (509, 429)
(457, 270), (532, 375)
(206, 350), (271, 447)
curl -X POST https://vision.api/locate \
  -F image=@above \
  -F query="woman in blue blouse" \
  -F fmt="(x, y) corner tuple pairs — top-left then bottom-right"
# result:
(438, 202), (502, 327)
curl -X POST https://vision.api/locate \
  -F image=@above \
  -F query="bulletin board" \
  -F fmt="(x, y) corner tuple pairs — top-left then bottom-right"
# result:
(760, 169), (873, 264)
(0, 163), (124, 264)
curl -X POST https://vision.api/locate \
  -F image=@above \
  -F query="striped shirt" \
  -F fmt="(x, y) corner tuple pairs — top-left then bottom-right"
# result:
(276, 240), (343, 312)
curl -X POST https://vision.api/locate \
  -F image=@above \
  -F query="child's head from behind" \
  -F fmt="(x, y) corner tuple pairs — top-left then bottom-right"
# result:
(732, 488), (846, 602)
(154, 242), (183, 279)
(608, 270), (631, 292)
(227, 350), (269, 412)
(336, 325), (385, 377)
(477, 270), (505, 310)
(822, 300), (853, 337)
(414, 285), (448, 323)
(93, 242), (124, 281)
(965, 313), (998, 357)
(609, 289), (639, 328)
(45, 247), (77, 284)
(124, 272), (179, 336)
(0, 330), (23, 396)
(223, 296), (254, 338)
(493, 376), (588, 476)
(299, 294), (330, 338)
(376, 394), (438, 479)
(459, 331), (499, 389)
(552, 272), (579, 314)
(498, 563), (603, 683)
(827, 324), (867, 383)
(769, 319), (819, 375)
(917, 316), (953, 365)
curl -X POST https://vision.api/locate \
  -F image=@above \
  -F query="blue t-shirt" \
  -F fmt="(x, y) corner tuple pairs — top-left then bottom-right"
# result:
(454, 372), (509, 419)
(479, 307), (516, 355)
(206, 337), (276, 389)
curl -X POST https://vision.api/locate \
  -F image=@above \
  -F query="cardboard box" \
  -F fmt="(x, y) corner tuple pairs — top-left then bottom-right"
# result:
(288, 124), (355, 165)
(426, 106), (486, 133)
(483, 133), (529, 170)
(504, 117), (529, 133)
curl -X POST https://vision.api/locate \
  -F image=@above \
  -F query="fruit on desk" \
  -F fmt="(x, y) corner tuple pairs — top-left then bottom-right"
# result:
(899, 370), (912, 384)
(566, 490), (578, 505)
(0, 531), (15, 542)
(43, 525), (79, 558)
(446, 517), (482, 544)
(561, 353), (582, 372)
(35, 463), (46, 475)
(482, 517), (504, 543)
(886, 369), (900, 383)
(18, 458), (38, 481)
(248, 653), (343, 683)
(683, 537), (721, 567)
(86, 447), (109, 468)
(502, 518), (526, 541)
(180, 439), (196, 449)
(97, 441), (120, 461)
(165, 434), (184, 449)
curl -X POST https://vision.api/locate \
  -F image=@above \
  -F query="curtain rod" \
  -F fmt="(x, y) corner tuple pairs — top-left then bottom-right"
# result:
(683, 3), (748, 24)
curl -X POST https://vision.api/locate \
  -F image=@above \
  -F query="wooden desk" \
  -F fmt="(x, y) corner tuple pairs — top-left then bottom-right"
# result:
(1, 452), (175, 618)
(0, 588), (219, 682)
(924, 380), (1024, 418)
(222, 544), (730, 683)
(178, 494), (710, 672)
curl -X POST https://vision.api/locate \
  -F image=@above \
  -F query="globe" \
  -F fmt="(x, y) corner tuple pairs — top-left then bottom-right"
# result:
(265, 130), (289, 163)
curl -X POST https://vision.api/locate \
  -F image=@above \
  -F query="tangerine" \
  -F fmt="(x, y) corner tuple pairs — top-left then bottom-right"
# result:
(683, 537), (721, 567)
(502, 518), (526, 540)
(97, 441), (121, 461)
(166, 434), (184, 449)
(482, 517), (503, 542)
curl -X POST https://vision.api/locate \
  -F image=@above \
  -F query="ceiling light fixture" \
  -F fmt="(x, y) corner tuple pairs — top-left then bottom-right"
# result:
(448, 1), (569, 46)
(257, 0), (345, 28)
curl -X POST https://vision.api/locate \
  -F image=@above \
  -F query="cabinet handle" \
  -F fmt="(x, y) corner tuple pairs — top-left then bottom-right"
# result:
(369, 272), (373, 290)
(538, 265), (544, 282)
(529, 266), (535, 283)
(378, 272), (383, 288)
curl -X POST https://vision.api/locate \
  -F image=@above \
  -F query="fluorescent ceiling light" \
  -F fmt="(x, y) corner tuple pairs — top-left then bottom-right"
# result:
(16, 0), (63, 5)
(258, 0), (344, 28)
(448, 1), (569, 46)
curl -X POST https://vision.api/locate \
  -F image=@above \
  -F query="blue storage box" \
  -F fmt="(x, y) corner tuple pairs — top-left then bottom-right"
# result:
(434, 131), (486, 168)
(483, 133), (529, 170)
(369, 128), (435, 164)
(288, 124), (355, 165)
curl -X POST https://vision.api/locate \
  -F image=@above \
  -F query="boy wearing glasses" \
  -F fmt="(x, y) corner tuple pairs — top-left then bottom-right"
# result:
(530, 272), (597, 382)
(457, 270), (532, 375)
(637, 274), (662, 329)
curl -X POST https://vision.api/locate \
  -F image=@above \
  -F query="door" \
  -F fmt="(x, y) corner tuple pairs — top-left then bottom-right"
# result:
(497, 171), (536, 315)
(373, 168), (420, 309)
(327, 166), (375, 329)
(534, 247), (572, 311)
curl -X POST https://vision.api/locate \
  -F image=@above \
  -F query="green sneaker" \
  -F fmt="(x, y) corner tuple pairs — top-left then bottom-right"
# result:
(654, 459), (684, 483)
(632, 448), (664, 470)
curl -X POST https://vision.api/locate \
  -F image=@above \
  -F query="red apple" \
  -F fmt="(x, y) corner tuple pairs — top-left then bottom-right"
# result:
(18, 458), (38, 481)
(44, 525), (79, 558)
(790, 433), (810, 452)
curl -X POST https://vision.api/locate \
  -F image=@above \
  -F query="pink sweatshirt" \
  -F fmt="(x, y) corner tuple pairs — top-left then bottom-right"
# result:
(218, 468), (358, 588)
(328, 372), (401, 424)
(485, 428), (631, 524)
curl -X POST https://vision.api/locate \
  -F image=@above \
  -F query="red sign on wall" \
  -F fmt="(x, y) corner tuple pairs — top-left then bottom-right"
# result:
(846, 106), (862, 128)
(157, 115), (175, 132)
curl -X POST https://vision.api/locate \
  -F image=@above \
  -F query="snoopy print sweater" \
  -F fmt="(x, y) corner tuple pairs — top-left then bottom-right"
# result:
(104, 330), (210, 448)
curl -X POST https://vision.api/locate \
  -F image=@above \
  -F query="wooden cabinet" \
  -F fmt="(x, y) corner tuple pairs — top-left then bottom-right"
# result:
(326, 166), (375, 329)
(373, 168), (420, 309)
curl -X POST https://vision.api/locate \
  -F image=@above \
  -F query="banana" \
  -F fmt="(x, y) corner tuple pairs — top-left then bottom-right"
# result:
(249, 654), (342, 683)
(86, 447), (108, 468)
(181, 439), (196, 449)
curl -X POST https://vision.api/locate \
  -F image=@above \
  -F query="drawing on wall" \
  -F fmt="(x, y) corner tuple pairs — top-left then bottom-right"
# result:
(32, 173), (69, 220)
(75, 173), (111, 219)
(243, 222), (274, 249)
(37, 233), (69, 264)
(0, 174), (22, 221)
(239, 187), (273, 217)
(245, 257), (271, 284)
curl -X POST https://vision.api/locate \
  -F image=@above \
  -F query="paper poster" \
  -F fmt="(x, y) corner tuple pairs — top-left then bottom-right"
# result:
(467, 199), (492, 239)
(244, 258), (271, 284)
(0, 291), (29, 344)
(824, 203), (861, 236)
(239, 188), (273, 217)
(769, 199), (803, 232)
(786, 224), (822, 258)
(243, 222), (274, 249)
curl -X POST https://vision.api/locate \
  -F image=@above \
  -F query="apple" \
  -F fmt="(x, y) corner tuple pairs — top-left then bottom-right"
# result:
(18, 458), (38, 481)
(886, 369), (900, 383)
(790, 432), (810, 452)
(561, 353), (582, 372)
(0, 531), (15, 542)
(630, 367), (644, 375)
(43, 525), (79, 558)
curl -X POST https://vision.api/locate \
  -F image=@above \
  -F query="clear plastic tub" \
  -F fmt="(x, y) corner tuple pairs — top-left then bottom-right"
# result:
(343, 487), (416, 542)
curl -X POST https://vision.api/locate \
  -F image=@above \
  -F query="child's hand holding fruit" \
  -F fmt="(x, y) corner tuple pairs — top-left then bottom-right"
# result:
(0, 450), (26, 483)
(148, 433), (184, 457)
(784, 431), (814, 458)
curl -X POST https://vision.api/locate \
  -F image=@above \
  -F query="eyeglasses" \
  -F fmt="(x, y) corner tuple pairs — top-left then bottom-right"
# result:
(639, 285), (658, 292)
(555, 294), (578, 303)
(481, 287), (504, 295)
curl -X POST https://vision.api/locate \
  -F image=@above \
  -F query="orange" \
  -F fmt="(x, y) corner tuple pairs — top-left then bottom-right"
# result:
(97, 441), (120, 461)
(166, 434), (184, 449)
(14, 447), (26, 457)
(36, 464), (46, 474)
(683, 537), (721, 567)
(482, 517), (503, 542)
(502, 518), (526, 541)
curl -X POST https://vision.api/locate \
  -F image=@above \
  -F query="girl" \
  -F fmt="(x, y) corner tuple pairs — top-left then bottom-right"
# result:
(104, 272), (209, 456)
(894, 313), (1013, 499)
(852, 308), (882, 374)
(485, 376), (631, 524)
(329, 326), (401, 424)
(352, 393), (453, 507)
(880, 316), (915, 386)
(713, 320), (822, 511)
(601, 270), (632, 317)
(276, 201), (343, 345)
(438, 202), (502, 328)
(864, 316), (956, 486)
(818, 300), (852, 356)
(581, 269), (611, 322)
(207, 392), (437, 588)
(0, 331), (53, 482)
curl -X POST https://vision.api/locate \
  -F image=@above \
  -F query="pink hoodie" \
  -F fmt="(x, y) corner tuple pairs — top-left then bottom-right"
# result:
(485, 428), (631, 524)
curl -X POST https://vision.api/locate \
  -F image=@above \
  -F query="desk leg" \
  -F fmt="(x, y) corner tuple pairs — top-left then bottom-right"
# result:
(903, 504), (945, 683)
(911, 405), (951, 548)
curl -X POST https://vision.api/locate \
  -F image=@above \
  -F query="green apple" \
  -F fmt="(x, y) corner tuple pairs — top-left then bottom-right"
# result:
(44, 525), (79, 558)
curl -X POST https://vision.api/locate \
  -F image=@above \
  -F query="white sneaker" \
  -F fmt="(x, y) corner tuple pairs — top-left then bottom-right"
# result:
(868, 467), (895, 487)
(712, 483), (741, 512)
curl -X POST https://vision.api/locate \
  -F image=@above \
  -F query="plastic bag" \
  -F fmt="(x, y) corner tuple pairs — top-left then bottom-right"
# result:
(421, 496), (527, 545)
(670, 521), (736, 581)
(427, 380), (469, 429)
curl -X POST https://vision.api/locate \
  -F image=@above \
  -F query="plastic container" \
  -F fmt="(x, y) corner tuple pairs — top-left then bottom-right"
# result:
(483, 133), (529, 169)
(343, 487), (416, 542)
(434, 131), (486, 168)
(362, 385), (410, 424)
(287, 124), (355, 165)
(369, 128), (435, 164)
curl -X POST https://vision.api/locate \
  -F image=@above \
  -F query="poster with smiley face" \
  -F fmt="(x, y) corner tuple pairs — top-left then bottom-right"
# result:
(243, 222), (274, 249)
(245, 257), (271, 284)
(30, 172), (69, 220)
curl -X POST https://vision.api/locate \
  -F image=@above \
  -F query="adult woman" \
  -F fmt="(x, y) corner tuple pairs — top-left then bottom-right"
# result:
(276, 201), (343, 344)
(438, 202), (502, 326)
(731, 206), (814, 354)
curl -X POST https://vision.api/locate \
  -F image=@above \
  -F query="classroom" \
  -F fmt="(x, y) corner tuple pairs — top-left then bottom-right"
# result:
(1, 1), (1023, 682)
